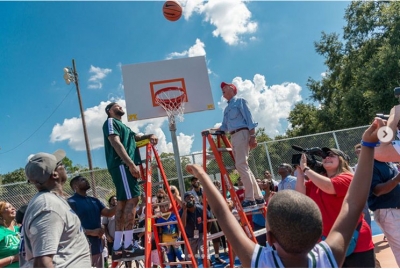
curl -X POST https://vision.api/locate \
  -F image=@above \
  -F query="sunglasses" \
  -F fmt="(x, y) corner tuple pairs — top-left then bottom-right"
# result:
(55, 161), (64, 169)
(322, 153), (337, 159)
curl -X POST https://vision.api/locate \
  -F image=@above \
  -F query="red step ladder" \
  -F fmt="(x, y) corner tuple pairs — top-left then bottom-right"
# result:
(201, 129), (267, 268)
(136, 139), (197, 268)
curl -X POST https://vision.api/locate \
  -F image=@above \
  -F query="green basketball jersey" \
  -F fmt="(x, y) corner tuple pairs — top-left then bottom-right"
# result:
(103, 118), (138, 169)
(0, 226), (20, 268)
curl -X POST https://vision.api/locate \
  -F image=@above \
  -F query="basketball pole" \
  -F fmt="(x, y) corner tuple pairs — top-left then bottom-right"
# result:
(168, 116), (186, 197)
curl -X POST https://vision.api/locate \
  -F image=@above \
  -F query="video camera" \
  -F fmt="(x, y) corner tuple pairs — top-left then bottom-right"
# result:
(376, 87), (400, 120)
(291, 145), (326, 174)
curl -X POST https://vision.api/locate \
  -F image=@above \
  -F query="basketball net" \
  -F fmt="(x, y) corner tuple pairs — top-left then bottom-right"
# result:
(154, 87), (186, 125)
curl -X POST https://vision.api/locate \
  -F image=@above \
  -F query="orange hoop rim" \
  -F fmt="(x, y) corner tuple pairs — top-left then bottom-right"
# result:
(154, 87), (185, 107)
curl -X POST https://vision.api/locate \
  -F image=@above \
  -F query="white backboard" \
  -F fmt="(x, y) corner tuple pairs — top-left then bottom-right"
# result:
(122, 56), (214, 122)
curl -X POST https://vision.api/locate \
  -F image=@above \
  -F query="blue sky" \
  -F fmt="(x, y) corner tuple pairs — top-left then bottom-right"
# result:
(0, 1), (350, 175)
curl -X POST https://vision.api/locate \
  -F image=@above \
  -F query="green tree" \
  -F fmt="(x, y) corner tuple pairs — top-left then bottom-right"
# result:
(288, 1), (400, 135)
(2, 168), (26, 184)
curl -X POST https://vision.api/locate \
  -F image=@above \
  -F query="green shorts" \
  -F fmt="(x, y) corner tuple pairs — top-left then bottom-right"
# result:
(109, 165), (140, 201)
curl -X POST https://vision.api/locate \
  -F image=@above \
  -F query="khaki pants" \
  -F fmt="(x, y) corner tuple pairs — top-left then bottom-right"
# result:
(374, 208), (400, 267)
(231, 129), (262, 201)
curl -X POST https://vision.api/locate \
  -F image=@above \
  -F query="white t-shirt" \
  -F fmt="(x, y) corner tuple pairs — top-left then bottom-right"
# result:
(251, 241), (338, 268)
(22, 191), (91, 268)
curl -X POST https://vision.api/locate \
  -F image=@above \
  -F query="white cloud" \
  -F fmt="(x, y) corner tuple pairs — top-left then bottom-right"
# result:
(180, 0), (257, 45)
(88, 65), (112, 89)
(166, 38), (206, 59)
(165, 132), (194, 155)
(166, 39), (212, 75)
(217, 74), (302, 137)
(49, 100), (194, 156)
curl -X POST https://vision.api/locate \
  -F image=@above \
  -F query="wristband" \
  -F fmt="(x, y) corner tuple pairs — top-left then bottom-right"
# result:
(360, 140), (380, 148)
(303, 167), (310, 173)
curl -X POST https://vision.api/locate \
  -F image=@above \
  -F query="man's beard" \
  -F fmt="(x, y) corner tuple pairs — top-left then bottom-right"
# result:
(116, 110), (125, 116)
(84, 182), (91, 191)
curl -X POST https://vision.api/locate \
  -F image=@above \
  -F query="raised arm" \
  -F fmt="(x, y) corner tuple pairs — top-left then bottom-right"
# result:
(135, 133), (158, 145)
(185, 164), (256, 268)
(295, 165), (306, 194)
(300, 156), (336, 194)
(326, 117), (383, 266)
(375, 105), (400, 162)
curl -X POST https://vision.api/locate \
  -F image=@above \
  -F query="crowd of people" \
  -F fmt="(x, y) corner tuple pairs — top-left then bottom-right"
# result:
(2, 85), (400, 268)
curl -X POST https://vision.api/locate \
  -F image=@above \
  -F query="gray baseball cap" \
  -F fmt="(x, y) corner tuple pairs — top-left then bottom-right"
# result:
(25, 149), (66, 184)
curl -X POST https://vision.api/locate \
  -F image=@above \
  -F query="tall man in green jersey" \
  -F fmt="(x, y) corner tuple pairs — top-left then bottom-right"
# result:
(103, 102), (158, 258)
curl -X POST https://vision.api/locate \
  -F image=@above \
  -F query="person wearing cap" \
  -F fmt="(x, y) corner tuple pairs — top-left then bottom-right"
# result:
(218, 82), (264, 209)
(102, 102), (158, 259)
(23, 150), (91, 267)
(67, 175), (118, 267)
(295, 147), (375, 267)
(187, 176), (203, 204)
(179, 192), (212, 267)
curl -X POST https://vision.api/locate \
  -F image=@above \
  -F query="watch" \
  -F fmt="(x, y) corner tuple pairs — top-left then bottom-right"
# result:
(303, 167), (310, 173)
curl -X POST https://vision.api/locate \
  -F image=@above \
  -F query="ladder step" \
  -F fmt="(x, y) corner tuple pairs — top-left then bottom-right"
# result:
(217, 147), (232, 152)
(207, 231), (224, 241)
(233, 208), (265, 217)
(136, 139), (150, 148)
(132, 227), (145, 233)
(242, 205), (265, 213)
(158, 241), (185, 246)
(166, 261), (193, 265)
(154, 220), (178, 226)
(121, 255), (145, 261)
(151, 212), (174, 218)
(253, 228), (266, 237)
(152, 201), (170, 207)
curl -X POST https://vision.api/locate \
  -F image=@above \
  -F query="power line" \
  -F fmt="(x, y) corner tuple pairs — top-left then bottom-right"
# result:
(0, 86), (75, 155)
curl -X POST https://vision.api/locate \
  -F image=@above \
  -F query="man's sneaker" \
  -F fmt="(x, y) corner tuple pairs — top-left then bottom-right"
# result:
(112, 247), (123, 261)
(214, 256), (227, 264)
(241, 200), (256, 208)
(124, 244), (145, 259)
(133, 240), (144, 250)
(255, 198), (266, 206)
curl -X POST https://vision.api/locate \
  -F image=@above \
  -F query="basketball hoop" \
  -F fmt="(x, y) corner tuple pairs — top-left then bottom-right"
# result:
(155, 87), (186, 125)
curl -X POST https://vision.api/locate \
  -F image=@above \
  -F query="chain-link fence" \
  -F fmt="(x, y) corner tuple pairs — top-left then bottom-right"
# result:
(0, 125), (368, 211)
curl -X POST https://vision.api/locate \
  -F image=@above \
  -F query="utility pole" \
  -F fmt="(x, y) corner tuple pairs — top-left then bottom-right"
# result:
(63, 59), (96, 197)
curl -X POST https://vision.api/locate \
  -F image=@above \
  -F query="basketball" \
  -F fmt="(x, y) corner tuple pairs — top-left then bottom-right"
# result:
(163, 1), (182, 22)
